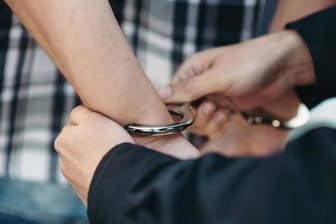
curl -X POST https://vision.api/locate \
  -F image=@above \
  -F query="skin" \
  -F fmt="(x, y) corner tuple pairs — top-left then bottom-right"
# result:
(159, 30), (314, 156)
(4, 0), (199, 159)
(160, 31), (314, 118)
(52, 0), (336, 205)
(160, 0), (336, 155)
(55, 106), (135, 205)
(56, 28), (315, 206)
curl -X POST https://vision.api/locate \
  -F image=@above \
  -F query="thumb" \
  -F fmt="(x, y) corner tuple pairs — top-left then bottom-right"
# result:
(158, 71), (219, 103)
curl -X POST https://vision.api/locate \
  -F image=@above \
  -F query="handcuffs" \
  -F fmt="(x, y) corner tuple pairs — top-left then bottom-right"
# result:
(240, 104), (310, 129)
(124, 103), (310, 136)
(125, 104), (194, 136)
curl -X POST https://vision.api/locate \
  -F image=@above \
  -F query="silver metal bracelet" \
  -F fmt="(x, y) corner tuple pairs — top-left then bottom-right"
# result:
(241, 104), (310, 129)
(125, 104), (194, 136)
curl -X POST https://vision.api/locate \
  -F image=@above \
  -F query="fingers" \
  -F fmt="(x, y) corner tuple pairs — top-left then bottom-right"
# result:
(204, 110), (230, 139)
(170, 62), (198, 85)
(69, 105), (92, 125)
(189, 102), (231, 139)
(192, 102), (217, 130)
(159, 49), (225, 103)
(54, 127), (66, 153)
(54, 125), (76, 157)
(170, 49), (217, 85)
(158, 69), (222, 103)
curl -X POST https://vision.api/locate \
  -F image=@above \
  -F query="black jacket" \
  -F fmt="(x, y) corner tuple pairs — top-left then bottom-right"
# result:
(88, 7), (336, 224)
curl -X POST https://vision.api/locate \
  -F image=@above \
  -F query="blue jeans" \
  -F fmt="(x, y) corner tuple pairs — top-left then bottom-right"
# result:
(0, 178), (88, 224)
(0, 212), (39, 224)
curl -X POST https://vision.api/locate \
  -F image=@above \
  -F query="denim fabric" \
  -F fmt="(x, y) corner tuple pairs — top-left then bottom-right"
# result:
(0, 212), (39, 224)
(0, 178), (88, 224)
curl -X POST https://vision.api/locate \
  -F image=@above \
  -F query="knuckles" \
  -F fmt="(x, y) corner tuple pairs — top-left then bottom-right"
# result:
(54, 133), (66, 154)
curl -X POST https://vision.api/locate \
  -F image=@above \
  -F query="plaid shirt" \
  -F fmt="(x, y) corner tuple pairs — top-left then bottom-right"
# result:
(0, 0), (263, 183)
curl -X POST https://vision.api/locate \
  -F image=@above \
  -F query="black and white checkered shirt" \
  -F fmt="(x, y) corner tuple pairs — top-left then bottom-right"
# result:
(0, 0), (264, 183)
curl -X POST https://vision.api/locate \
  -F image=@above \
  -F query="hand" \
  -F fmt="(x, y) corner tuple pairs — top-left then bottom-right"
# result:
(159, 30), (314, 122)
(199, 113), (288, 157)
(187, 101), (231, 140)
(159, 30), (315, 156)
(55, 106), (200, 206)
(55, 105), (135, 206)
(185, 101), (288, 157)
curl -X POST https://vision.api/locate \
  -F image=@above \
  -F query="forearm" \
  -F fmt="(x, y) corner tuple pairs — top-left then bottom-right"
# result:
(270, 0), (336, 32)
(5, 0), (172, 126)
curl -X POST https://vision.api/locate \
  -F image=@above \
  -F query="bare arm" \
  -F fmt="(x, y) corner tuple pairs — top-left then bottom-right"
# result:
(5, 0), (199, 159)
(4, 0), (170, 126)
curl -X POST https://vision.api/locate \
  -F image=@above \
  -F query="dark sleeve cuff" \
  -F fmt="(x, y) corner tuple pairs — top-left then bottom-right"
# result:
(87, 143), (179, 224)
(286, 6), (336, 108)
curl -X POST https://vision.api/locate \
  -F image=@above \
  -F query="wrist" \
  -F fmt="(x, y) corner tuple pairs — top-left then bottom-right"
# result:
(276, 30), (315, 88)
(136, 98), (174, 125)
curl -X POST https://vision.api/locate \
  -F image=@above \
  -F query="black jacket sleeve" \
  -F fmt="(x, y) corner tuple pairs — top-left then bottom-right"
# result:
(287, 6), (336, 108)
(88, 128), (336, 224)
(87, 7), (336, 224)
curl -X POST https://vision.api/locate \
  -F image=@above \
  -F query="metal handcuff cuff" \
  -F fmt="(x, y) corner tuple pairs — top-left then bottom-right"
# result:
(125, 104), (194, 136)
(240, 104), (310, 129)
(124, 103), (310, 136)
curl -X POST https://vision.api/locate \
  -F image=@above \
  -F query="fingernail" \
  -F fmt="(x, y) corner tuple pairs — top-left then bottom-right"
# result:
(158, 86), (172, 99)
